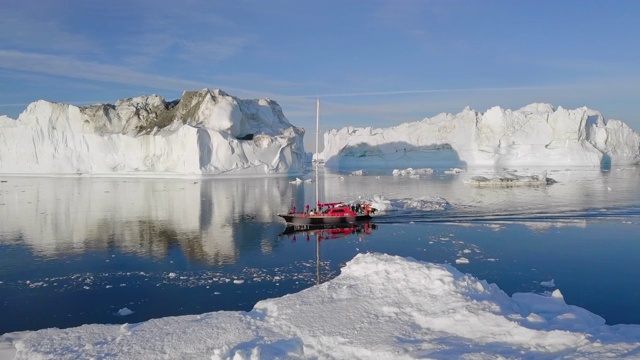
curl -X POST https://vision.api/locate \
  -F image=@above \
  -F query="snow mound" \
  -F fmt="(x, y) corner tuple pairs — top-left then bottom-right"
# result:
(320, 103), (640, 168)
(0, 89), (305, 175)
(2, 253), (639, 359)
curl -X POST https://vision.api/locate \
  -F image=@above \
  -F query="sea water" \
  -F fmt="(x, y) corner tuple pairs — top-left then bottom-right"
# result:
(0, 166), (639, 334)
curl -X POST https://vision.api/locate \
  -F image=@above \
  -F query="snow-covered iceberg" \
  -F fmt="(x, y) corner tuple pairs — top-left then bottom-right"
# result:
(0, 89), (305, 175)
(320, 103), (640, 169)
(2, 253), (639, 359)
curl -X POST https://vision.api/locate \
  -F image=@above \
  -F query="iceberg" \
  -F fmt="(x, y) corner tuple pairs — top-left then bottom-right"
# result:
(2, 253), (639, 359)
(320, 103), (640, 169)
(0, 89), (305, 175)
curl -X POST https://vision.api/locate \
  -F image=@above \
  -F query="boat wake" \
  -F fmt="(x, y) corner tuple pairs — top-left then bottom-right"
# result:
(366, 197), (640, 225)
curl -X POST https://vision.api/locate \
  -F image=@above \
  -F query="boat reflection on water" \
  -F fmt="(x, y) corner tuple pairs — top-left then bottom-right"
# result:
(280, 221), (377, 240)
(279, 221), (378, 284)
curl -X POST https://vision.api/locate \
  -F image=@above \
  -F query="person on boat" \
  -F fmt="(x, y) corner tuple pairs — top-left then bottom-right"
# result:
(365, 204), (376, 214)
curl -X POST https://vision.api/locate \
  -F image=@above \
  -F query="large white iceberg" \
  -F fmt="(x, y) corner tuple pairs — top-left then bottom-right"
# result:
(320, 103), (640, 169)
(2, 253), (639, 359)
(0, 89), (305, 175)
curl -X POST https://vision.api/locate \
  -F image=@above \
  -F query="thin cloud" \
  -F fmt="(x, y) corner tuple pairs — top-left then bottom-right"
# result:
(506, 55), (638, 76)
(0, 50), (271, 98)
(0, 50), (199, 89)
(293, 85), (568, 99)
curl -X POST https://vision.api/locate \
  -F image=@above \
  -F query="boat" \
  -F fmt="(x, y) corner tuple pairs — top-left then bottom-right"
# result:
(278, 99), (377, 226)
(279, 201), (377, 226)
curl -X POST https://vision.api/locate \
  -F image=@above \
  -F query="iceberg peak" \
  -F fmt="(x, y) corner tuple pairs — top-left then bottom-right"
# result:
(320, 103), (640, 168)
(518, 102), (555, 114)
(0, 89), (305, 175)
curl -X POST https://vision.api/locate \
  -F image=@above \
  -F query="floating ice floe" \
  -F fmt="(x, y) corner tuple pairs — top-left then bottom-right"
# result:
(465, 170), (556, 187)
(289, 177), (312, 184)
(541, 279), (556, 288)
(392, 167), (434, 176)
(444, 167), (465, 174)
(116, 307), (134, 316)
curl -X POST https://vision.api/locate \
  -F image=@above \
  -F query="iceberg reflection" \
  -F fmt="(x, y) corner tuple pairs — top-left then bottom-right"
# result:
(0, 166), (638, 262)
(0, 177), (301, 264)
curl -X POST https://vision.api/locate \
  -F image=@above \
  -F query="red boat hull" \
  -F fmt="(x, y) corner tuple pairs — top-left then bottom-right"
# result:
(279, 202), (376, 226)
(278, 213), (372, 225)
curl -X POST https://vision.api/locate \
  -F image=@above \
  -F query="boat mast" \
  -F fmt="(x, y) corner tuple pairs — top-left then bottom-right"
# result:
(315, 98), (320, 208)
(315, 98), (321, 285)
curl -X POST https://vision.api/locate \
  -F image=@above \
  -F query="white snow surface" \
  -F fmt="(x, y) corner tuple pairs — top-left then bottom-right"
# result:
(3, 253), (639, 359)
(320, 103), (640, 168)
(0, 89), (305, 175)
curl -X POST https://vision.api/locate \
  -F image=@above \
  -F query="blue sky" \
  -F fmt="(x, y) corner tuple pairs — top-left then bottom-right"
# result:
(1, 0), (639, 145)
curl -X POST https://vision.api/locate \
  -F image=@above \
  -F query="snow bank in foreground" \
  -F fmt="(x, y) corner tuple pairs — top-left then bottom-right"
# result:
(0, 89), (305, 175)
(320, 103), (640, 168)
(3, 253), (639, 359)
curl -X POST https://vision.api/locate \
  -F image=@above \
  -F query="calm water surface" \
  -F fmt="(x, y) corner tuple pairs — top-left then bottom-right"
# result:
(1, 166), (639, 334)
